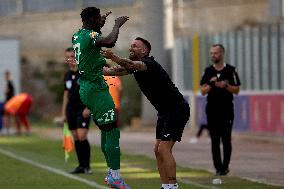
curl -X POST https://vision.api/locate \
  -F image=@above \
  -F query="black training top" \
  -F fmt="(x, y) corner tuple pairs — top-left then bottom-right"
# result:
(64, 70), (85, 111)
(5, 80), (15, 102)
(200, 64), (241, 105)
(134, 56), (186, 114)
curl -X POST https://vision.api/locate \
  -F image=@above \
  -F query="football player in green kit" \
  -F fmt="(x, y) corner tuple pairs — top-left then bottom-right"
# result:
(72, 7), (130, 189)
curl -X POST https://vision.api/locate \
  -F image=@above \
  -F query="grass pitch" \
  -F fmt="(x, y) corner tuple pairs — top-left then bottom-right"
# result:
(0, 128), (283, 189)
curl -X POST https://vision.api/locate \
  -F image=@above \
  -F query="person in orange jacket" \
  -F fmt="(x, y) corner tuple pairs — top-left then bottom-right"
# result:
(104, 76), (122, 127)
(4, 93), (33, 135)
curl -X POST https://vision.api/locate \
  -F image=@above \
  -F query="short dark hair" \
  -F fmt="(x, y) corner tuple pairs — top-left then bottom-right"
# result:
(65, 47), (74, 52)
(135, 37), (151, 55)
(5, 70), (10, 75)
(212, 44), (225, 53)
(80, 7), (100, 22)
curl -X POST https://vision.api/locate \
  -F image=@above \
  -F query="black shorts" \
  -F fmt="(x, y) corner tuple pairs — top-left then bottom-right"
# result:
(156, 102), (190, 142)
(66, 109), (91, 130)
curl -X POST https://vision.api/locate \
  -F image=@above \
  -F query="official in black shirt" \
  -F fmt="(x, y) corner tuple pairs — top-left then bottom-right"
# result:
(4, 70), (15, 102)
(101, 37), (190, 189)
(200, 44), (241, 176)
(3, 70), (15, 132)
(61, 47), (92, 174)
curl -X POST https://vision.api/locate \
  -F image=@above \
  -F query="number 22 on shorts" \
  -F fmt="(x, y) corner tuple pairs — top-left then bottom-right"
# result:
(102, 109), (115, 122)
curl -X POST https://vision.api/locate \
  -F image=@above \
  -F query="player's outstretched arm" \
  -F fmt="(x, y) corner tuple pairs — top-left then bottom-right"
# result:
(101, 49), (147, 72)
(96, 16), (129, 48)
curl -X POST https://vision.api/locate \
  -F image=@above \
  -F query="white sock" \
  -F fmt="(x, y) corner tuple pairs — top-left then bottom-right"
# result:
(169, 183), (178, 189)
(111, 169), (121, 179)
(162, 184), (170, 189)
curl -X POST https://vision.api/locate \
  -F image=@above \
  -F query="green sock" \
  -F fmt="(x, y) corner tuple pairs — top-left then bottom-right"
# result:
(105, 128), (120, 170)
(101, 131), (111, 168)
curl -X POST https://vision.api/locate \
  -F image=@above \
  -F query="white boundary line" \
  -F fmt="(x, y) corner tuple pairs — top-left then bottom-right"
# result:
(0, 148), (108, 189)
(0, 147), (251, 189)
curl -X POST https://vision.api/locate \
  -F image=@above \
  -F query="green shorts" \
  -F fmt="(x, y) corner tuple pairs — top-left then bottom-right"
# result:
(79, 86), (117, 126)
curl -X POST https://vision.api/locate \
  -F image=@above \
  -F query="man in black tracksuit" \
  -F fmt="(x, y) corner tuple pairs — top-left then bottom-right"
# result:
(200, 44), (241, 176)
(101, 37), (191, 189)
(62, 47), (92, 174)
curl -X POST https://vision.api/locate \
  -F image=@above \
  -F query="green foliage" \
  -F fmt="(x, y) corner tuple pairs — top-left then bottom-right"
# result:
(44, 60), (67, 104)
(49, 83), (64, 103)
(120, 74), (141, 126)
(20, 57), (67, 120)
(32, 70), (45, 79)
(115, 50), (142, 127)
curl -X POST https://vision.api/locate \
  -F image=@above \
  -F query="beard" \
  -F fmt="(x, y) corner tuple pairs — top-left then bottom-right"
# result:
(212, 58), (221, 64)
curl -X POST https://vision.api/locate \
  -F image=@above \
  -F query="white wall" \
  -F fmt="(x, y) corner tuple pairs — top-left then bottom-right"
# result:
(0, 39), (20, 102)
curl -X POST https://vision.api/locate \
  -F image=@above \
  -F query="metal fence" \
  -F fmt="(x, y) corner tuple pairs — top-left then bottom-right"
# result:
(173, 23), (284, 92)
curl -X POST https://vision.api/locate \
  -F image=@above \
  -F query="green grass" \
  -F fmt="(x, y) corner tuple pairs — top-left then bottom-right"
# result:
(0, 130), (283, 189)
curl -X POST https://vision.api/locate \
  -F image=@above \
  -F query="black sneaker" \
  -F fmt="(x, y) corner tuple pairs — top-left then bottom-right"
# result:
(220, 168), (230, 175)
(70, 166), (85, 174)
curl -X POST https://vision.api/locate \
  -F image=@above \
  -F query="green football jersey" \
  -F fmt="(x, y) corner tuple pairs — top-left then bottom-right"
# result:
(71, 29), (116, 125)
(72, 29), (107, 90)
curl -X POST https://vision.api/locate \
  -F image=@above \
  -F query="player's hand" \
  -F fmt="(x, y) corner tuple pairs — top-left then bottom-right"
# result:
(100, 11), (112, 27)
(101, 49), (114, 59)
(114, 16), (129, 28)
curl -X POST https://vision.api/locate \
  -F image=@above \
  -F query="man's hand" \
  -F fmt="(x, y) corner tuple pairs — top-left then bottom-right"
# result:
(210, 76), (217, 83)
(82, 108), (90, 118)
(101, 49), (114, 59)
(208, 76), (217, 87)
(114, 16), (129, 28)
(100, 11), (112, 28)
(215, 81), (227, 88)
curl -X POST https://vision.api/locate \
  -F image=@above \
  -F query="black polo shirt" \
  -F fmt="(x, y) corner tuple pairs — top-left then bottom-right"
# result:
(64, 70), (85, 111)
(134, 56), (186, 114)
(200, 64), (241, 107)
(5, 80), (15, 102)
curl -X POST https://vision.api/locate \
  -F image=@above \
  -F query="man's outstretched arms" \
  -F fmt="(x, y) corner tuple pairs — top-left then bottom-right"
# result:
(101, 49), (147, 72)
(102, 65), (129, 76)
(65, 56), (129, 76)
